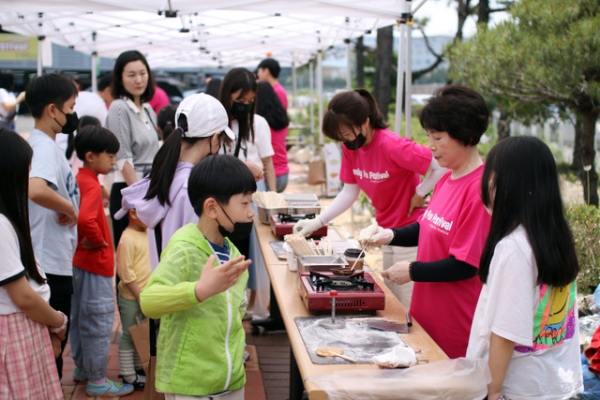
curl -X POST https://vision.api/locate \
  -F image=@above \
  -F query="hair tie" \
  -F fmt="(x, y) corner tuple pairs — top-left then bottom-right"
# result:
(176, 126), (186, 137)
(166, 121), (172, 126)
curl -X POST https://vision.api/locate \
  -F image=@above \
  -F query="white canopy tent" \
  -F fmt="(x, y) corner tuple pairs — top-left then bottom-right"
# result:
(0, 0), (422, 137)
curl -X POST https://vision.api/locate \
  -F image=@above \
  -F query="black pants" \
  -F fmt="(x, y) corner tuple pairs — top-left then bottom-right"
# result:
(46, 273), (73, 380)
(110, 182), (129, 292)
(109, 182), (129, 246)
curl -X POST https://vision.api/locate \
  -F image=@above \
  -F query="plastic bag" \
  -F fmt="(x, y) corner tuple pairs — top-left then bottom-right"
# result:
(306, 357), (490, 400)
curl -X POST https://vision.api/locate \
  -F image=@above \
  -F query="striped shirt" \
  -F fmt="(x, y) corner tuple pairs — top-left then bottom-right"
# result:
(106, 98), (160, 181)
(208, 240), (230, 264)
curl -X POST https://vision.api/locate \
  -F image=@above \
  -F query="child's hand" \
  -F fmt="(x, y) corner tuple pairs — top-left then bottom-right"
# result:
(195, 255), (251, 302)
(54, 324), (67, 341)
(56, 206), (77, 227)
(244, 161), (265, 181)
(81, 238), (109, 249)
(50, 333), (62, 358)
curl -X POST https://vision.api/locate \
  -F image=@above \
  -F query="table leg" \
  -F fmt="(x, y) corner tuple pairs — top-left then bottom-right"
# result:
(289, 348), (304, 400)
(250, 284), (286, 334)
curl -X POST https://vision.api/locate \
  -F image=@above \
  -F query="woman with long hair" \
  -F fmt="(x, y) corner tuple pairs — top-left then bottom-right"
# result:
(296, 88), (447, 310)
(256, 81), (289, 192)
(0, 129), (68, 399)
(107, 50), (160, 246)
(219, 68), (276, 192)
(219, 68), (276, 319)
(467, 136), (583, 399)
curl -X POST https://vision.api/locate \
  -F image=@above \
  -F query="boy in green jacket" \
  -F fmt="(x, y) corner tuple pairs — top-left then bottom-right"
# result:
(140, 154), (256, 399)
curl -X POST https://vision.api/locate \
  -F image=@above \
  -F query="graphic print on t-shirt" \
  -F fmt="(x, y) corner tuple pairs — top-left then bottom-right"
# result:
(515, 281), (576, 353)
(352, 167), (390, 183)
(421, 208), (453, 235)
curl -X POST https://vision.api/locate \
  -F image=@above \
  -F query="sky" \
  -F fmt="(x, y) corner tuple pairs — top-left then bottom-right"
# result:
(412, 0), (510, 37)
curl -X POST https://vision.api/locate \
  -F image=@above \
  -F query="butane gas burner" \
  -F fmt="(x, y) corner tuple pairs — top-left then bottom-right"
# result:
(298, 271), (385, 313)
(309, 271), (376, 292)
(278, 213), (316, 224)
(270, 213), (328, 238)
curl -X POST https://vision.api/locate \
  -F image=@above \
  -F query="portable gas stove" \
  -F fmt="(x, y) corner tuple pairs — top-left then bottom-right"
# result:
(298, 271), (385, 313)
(270, 213), (328, 238)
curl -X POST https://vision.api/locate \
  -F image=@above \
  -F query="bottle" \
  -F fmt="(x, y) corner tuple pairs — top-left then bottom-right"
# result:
(344, 248), (365, 270)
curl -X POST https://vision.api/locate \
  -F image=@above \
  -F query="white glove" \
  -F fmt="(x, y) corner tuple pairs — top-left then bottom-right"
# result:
(359, 225), (394, 246)
(294, 218), (323, 237)
(358, 224), (380, 244)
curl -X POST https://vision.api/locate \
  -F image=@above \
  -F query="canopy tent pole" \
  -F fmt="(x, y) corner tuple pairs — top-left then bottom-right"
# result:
(404, 0), (413, 139)
(36, 12), (43, 76)
(345, 38), (351, 90)
(317, 50), (323, 147)
(91, 52), (98, 91)
(291, 54), (297, 108)
(37, 36), (43, 76)
(91, 31), (98, 92)
(394, 5), (406, 135)
(309, 59), (314, 137)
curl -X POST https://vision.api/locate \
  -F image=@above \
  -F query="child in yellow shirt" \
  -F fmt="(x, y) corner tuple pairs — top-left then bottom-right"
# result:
(116, 209), (151, 388)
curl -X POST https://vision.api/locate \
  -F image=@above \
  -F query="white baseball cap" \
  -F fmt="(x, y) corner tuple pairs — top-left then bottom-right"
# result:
(175, 93), (235, 140)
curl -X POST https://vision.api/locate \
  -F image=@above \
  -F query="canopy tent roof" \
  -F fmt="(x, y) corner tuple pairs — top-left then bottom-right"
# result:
(0, 1), (406, 68)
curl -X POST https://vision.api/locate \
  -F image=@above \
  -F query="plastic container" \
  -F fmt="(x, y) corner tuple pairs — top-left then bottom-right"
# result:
(297, 255), (347, 272)
(283, 242), (298, 271)
(344, 248), (366, 270)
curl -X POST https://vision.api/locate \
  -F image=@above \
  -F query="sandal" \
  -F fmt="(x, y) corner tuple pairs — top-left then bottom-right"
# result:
(119, 373), (146, 389)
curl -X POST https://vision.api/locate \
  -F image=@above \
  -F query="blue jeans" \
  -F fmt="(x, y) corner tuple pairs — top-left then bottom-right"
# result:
(70, 266), (115, 381)
(580, 353), (600, 398)
(276, 173), (288, 193)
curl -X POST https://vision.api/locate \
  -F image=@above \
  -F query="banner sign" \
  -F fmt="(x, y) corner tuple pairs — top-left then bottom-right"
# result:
(0, 34), (38, 61)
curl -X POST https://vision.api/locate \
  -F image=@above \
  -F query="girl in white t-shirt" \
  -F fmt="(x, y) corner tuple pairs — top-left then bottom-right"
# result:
(467, 136), (583, 400)
(0, 131), (68, 399)
(218, 68), (276, 320)
(219, 68), (276, 192)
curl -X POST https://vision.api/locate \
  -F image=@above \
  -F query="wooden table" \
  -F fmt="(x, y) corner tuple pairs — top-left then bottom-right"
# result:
(254, 219), (448, 400)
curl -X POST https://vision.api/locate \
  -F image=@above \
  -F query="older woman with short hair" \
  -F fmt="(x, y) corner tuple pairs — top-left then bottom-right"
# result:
(364, 85), (492, 359)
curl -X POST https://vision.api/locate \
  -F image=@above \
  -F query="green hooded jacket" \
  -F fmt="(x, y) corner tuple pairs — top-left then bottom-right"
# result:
(140, 223), (248, 396)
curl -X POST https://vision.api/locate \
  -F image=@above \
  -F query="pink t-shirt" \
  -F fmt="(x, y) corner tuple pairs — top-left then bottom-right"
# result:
(272, 82), (288, 109)
(339, 128), (432, 228)
(271, 126), (289, 177)
(271, 82), (289, 177)
(411, 165), (491, 359)
(148, 86), (170, 115)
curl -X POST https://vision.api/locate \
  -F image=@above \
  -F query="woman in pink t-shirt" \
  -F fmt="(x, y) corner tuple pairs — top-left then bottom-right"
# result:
(364, 85), (492, 359)
(256, 81), (289, 193)
(294, 88), (446, 308)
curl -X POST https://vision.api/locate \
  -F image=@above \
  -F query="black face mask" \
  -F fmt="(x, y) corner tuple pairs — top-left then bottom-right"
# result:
(231, 102), (252, 120)
(217, 203), (252, 241)
(217, 222), (232, 239)
(55, 108), (79, 135)
(216, 204), (234, 238)
(343, 131), (367, 150)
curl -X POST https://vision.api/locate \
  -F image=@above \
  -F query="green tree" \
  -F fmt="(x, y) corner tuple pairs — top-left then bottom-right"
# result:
(449, 0), (600, 205)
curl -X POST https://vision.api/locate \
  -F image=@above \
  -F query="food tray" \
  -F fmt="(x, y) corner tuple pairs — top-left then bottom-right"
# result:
(297, 255), (348, 272)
